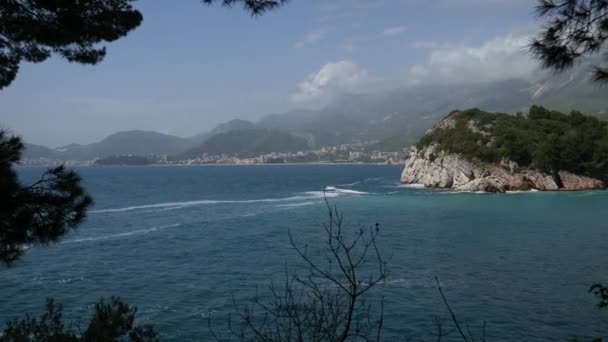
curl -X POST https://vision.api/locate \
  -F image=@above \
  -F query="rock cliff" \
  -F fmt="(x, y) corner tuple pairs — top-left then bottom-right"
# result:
(401, 144), (604, 192)
(401, 110), (606, 193)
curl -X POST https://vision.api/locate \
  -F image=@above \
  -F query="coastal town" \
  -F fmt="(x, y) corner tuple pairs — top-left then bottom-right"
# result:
(170, 144), (406, 165)
(20, 143), (408, 166)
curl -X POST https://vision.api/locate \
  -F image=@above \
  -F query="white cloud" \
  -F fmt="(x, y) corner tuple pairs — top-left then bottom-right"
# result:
(290, 33), (544, 107)
(294, 30), (326, 49)
(290, 61), (368, 104)
(382, 26), (408, 36)
(408, 33), (540, 84)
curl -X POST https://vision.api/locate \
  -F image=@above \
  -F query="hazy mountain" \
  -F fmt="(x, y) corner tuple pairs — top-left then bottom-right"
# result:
(23, 119), (260, 161)
(213, 119), (257, 133)
(189, 119), (257, 145)
(51, 130), (193, 161)
(22, 67), (608, 160)
(258, 66), (608, 150)
(23, 143), (60, 159)
(177, 128), (309, 159)
(23, 130), (196, 161)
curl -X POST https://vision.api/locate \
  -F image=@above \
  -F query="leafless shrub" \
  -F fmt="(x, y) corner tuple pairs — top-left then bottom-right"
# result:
(209, 197), (388, 341)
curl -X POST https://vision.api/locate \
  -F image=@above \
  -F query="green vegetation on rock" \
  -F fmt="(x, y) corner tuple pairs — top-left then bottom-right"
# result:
(416, 106), (608, 182)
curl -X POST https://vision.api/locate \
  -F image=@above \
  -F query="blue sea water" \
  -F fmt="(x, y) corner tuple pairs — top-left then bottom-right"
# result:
(3, 164), (608, 341)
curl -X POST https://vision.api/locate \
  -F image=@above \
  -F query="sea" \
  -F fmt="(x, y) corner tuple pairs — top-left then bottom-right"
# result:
(3, 164), (608, 341)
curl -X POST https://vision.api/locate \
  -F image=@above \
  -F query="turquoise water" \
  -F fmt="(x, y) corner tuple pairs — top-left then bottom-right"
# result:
(3, 164), (608, 341)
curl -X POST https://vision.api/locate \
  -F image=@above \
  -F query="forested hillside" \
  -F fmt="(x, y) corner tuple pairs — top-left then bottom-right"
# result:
(417, 106), (608, 181)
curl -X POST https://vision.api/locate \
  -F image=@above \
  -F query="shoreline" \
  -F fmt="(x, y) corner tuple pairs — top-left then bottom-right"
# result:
(402, 182), (607, 194)
(18, 162), (405, 167)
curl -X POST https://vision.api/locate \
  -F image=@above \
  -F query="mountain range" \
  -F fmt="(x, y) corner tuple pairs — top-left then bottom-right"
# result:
(259, 66), (608, 150)
(22, 65), (608, 162)
(175, 128), (309, 159)
(23, 119), (257, 161)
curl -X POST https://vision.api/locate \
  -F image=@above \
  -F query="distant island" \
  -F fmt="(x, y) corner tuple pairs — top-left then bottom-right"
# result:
(401, 106), (608, 192)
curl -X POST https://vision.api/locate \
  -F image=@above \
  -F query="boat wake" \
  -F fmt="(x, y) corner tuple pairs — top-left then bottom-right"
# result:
(90, 200), (224, 213)
(91, 186), (370, 214)
(274, 201), (316, 209)
(62, 223), (182, 244)
(324, 186), (369, 195)
(336, 181), (361, 187)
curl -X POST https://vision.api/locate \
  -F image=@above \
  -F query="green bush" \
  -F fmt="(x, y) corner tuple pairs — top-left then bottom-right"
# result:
(417, 106), (608, 181)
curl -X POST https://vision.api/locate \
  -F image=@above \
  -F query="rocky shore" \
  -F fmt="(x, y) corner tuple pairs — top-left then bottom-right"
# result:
(401, 144), (605, 192)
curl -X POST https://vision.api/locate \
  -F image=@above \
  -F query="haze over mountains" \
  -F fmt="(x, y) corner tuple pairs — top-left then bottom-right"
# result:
(23, 119), (260, 161)
(176, 128), (310, 159)
(23, 65), (608, 162)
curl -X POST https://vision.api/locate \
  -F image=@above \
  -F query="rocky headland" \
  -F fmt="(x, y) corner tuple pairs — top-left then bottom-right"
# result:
(401, 107), (607, 193)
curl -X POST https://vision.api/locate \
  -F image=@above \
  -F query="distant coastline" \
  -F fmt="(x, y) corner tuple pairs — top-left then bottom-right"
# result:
(21, 145), (407, 167)
(18, 161), (405, 168)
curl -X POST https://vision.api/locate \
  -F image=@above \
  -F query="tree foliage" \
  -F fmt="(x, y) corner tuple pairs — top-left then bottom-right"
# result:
(0, 0), (143, 90)
(0, 131), (93, 265)
(1, 297), (157, 342)
(531, 0), (608, 83)
(0, 0), (285, 90)
(416, 106), (608, 182)
(201, 0), (287, 15)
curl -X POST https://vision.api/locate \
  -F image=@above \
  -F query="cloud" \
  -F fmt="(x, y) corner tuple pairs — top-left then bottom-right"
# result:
(290, 33), (545, 107)
(290, 61), (368, 104)
(382, 26), (408, 36)
(408, 33), (540, 84)
(294, 30), (326, 49)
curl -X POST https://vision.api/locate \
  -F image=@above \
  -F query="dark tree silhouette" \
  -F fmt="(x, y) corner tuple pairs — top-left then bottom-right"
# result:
(0, 0), (286, 266)
(0, 131), (93, 265)
(0, 0), (286, 90)
(590, 283), (608, 308)
(0, 0), (286, 339)
(0, 0), (143, 90)
(1, 297), (157, 342)
(202, 0), (287, 15)
(530, 0), (608, 83)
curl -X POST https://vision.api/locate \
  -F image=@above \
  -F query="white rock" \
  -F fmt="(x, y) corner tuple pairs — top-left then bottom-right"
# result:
(401, 145), (604, 192)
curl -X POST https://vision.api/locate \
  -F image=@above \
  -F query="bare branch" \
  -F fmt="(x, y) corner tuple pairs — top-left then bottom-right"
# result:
(435, 277), (468, 342)
(211, 194), (387, 341)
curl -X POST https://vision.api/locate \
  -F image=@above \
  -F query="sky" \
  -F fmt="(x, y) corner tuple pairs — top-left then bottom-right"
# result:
(0, 0), (540, 147)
